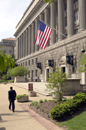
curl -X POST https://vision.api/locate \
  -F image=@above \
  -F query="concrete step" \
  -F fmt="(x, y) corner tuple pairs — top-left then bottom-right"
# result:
(11, 83), (51, 96)
(34, 87), (51, 96)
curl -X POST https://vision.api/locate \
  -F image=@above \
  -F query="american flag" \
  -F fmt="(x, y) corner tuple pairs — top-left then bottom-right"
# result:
(34, 20), (52, 49)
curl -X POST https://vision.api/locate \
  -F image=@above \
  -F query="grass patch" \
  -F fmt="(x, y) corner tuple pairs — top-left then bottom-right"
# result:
(59, 110), (86, 130)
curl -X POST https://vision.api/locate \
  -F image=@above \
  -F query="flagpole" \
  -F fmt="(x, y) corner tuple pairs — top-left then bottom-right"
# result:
(39, 19), (67, 38)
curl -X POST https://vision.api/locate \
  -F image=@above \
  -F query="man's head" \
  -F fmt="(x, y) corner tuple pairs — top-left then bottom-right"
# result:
(10, 87), (13, 90)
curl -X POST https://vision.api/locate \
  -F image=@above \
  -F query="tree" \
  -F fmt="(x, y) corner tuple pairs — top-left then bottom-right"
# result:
(7, 66), (29, 77)
(78, 54), (86, 72)
(46, 67), (68, 100)
(0, 47), (15, 72)
(43, 0), (55, 4)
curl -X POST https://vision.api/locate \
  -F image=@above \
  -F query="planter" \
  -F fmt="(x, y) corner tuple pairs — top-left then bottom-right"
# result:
(30, 91), (37, 97)
(52, 93), (58, 99)
(52, 93), (63, 99)
(17, 95), (29, 102)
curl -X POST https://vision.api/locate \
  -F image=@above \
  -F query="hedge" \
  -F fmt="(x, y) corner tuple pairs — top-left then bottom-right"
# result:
(50, 93), (86, 120)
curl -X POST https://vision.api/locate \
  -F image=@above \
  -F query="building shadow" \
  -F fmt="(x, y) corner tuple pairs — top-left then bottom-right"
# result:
(0, 127), (6, 130)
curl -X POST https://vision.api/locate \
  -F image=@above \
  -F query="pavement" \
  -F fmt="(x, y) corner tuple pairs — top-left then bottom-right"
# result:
(0, 83), (63, 130)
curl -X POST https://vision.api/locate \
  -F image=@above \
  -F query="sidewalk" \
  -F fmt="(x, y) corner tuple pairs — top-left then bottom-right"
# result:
(0, 83), (63, 130)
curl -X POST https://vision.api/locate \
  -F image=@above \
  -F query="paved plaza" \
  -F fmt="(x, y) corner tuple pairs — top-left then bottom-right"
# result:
(0, 83), (63, 130)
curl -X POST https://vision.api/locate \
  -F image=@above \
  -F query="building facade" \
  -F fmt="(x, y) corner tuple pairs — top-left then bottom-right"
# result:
(14, 0), (86, 83)
(0, 38), (16, 58)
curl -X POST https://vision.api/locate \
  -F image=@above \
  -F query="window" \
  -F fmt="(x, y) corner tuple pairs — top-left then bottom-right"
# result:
(41, 68), (42, 74)
(36, 58), (38, 63)
(74, 0), (78, 3)
(29, 72), (30, 78)
(35, 70), (38, 76)
(4, 50), (6, 53)
(32, 59), (34, 65)
(21, 63), (22, 66)
(75, 29), (78, 34)
(74, 10), (78, 21)
(28, 60), (30, 65)
(65, 17), (67, 27)
(26, 61), (27, 66)
(32, 70), (33, 77)
(72, 67), (75, 73)
(64, 3), (67, 11)
(9, 50), (12, 53)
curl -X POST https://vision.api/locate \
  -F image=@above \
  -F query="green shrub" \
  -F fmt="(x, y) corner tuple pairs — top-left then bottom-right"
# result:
(50, 93), (86, 120)
(7, 66), (29, 77)
(44, 99), (47, 102)
(30, 101), (38, 107)
(39, 99), (43, 103)
(16, 94), (28, 100)
(8, 80), (14, 83)
(73, 92), (86, 101)
(2, 75), (7, 80)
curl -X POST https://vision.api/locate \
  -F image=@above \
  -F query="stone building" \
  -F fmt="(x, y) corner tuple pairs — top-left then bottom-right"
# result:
(0, 38), (16, 58)
(14, 0), (86, 83)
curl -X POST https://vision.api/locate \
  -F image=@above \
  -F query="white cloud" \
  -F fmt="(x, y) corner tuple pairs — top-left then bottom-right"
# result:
(0, 0), (32, 41)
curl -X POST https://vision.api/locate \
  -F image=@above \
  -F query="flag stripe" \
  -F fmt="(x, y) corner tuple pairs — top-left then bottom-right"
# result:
(34, 20), (52, 49)
(42, 27), (51, 48)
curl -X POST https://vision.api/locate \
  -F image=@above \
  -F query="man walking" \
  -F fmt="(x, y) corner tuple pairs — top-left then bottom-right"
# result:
(8, 87), (16, 112)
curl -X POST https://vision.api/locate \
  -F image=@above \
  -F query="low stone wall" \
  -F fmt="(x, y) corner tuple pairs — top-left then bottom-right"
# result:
(63, 78), (81, 96)
(14, 76), (26, 83)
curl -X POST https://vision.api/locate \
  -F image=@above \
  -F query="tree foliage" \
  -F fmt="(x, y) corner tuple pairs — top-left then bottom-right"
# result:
(43, 0), (55, 4)
(7, 66), (29, 77)
(0, 47), (15, 72)
(46, 67), (68, 100)
(78, 54), (86, 72)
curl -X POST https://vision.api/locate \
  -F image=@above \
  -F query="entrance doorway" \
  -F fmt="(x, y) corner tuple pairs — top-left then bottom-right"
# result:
(47, 69), (49, 81)
(61, 67), (65, 73)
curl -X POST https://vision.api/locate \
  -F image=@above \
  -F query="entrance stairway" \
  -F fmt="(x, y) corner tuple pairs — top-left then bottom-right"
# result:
(11, 82), (51, 96)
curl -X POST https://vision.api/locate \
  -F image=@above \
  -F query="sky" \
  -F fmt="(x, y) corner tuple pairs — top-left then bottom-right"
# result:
(0, 0), (32, 41)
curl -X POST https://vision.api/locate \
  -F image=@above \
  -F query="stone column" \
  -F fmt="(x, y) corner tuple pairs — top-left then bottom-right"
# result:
(79, 0), (86, 31)
(28, 26), (31, 54)
(33, 22), (35, 53)
(31, 22), (35, 53)
(26, 29), (28, 56)
(19, 36), (21, 59)
(16, 39), (18, 59)
(51, 3), (56, 45)
(23, 32), (25, 57)
(58, 0), (64, 40)
(21, 34), (23, 58)
(67, 0), (74, 37)
(35, 19), (39, 52)
(18, 37), (20, 59)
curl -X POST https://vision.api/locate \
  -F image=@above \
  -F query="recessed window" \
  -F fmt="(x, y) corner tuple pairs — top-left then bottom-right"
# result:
(4, 50), (6, 53)
(65, 17), (67, 27)
(74, 0), (78, 3)
(26, 61), (27, 66)
(75, 29), (78, 34)
(74, 10), (78, 21)
(9, 50), (12, 53)
(36, 58), (38, 63)
(32, 59), (34, 65)
(29, 71), (30, 78)
(64, 3), (67, 11)
(28, 60), (30, 65)
(35, 70), (38, 76)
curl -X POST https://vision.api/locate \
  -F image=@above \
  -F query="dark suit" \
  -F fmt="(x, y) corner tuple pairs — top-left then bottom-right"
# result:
(8, 89), (16, 112)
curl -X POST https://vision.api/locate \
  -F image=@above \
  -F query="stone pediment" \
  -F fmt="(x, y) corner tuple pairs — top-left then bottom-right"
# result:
(59, 56), (66, 65)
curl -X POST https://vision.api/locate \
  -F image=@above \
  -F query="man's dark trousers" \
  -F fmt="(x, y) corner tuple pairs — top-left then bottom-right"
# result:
(9, 100), (15, 112)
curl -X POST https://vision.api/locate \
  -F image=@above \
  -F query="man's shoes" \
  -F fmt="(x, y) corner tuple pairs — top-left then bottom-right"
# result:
(12, 110), (15, 112)
(9, 107), (11, 110)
